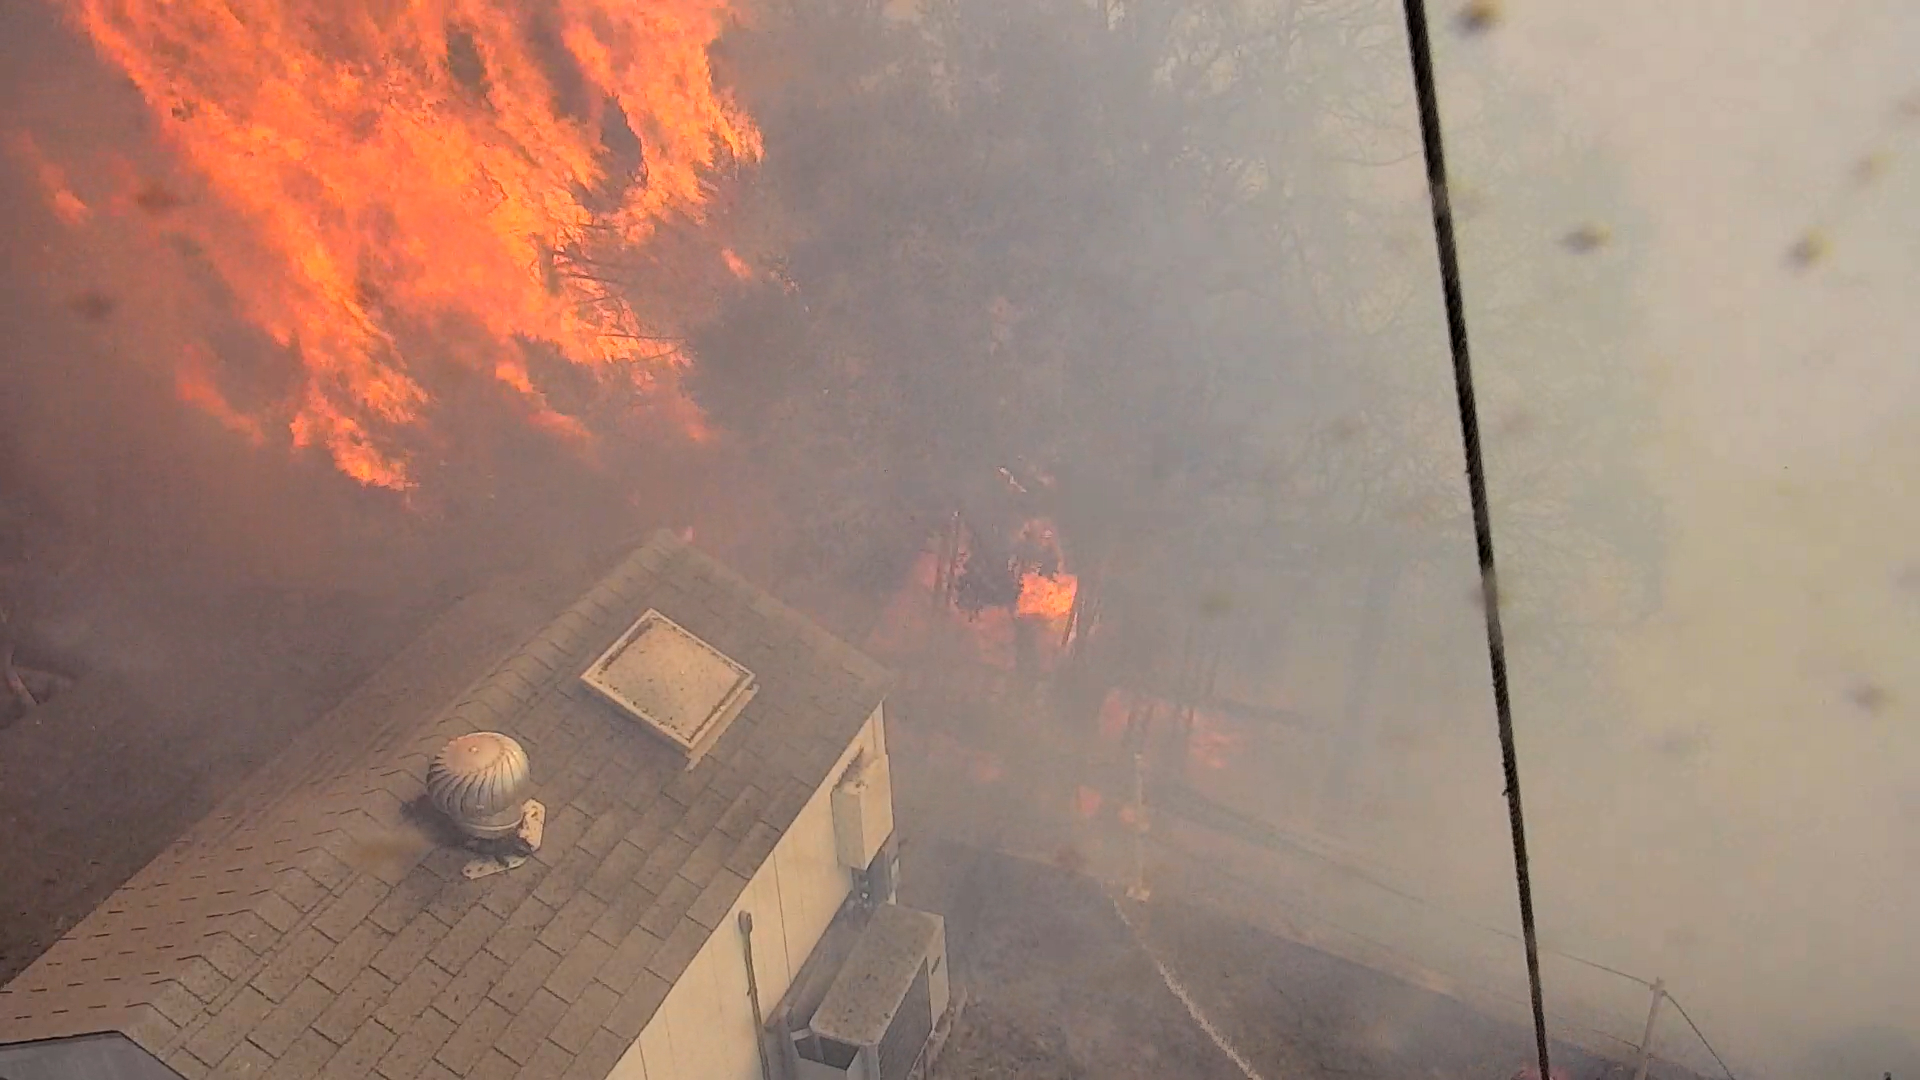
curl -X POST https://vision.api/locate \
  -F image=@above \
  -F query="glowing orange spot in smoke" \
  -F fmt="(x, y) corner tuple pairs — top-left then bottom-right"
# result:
(720, 247), (753, 280)
(862, 550), (942, 660)
(175, 346), (266, 446)
(1017, 571), (1077, 620)
(51, 0), (759, 486)
(966, 608), (1019, 671)
(494, 359), (537, 397)
(1074, 786), (1104, 819)
(289, 394), (414, 490)
(50, 187), (91, 226)
(9, 132), (91, 225)
(530, 408), (592, 444)
(1188, 712), (1239, 772)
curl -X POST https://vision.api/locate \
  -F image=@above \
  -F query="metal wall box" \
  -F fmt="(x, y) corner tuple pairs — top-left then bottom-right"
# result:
(832, 751), (895, 871)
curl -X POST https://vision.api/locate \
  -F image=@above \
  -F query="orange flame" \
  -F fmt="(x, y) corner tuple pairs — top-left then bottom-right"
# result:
(1017, 570), (1078, 621)
(10, 132), (91, 225)
(1015, 516), (1078, 622)
(56, 0), (760, 487)
(1188, 712), (1239, 772)
(176, 345), (267, 446)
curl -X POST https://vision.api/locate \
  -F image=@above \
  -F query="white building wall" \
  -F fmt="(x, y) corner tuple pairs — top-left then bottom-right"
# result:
(609, 704), (889, 1080)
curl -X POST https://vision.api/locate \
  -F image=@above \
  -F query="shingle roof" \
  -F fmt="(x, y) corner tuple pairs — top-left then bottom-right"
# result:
(0, 530), (892, 1080)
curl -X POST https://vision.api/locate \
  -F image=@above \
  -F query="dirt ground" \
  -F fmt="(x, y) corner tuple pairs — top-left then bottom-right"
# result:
(904, 839), (1244, 1080)
(906, 840), (1666, 1080)
(869, 627), (1714, 1080)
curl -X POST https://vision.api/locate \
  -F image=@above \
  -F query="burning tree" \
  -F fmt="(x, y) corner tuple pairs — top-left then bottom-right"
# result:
(693, 0), (1664, 828)
(692, 0), (1349, 607)
(31, 0), (763, 489)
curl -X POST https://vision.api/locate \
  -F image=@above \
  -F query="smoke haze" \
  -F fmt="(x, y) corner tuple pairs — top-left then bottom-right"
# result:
(3, 0), (1916, 1077)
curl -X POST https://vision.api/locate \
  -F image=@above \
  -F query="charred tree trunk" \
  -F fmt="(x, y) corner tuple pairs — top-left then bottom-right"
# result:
(931, 511), (963, 614)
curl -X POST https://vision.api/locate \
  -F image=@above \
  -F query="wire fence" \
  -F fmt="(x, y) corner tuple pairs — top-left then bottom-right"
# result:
(887, 631), (1746, 1080)
(1141, 816), (1740, 1080)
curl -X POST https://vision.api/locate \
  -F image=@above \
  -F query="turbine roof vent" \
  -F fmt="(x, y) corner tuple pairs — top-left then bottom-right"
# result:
(426, 731), (532, 840)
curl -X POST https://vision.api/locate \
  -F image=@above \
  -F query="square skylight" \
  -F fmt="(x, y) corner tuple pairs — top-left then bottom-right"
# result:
(581, 609), (757, 766)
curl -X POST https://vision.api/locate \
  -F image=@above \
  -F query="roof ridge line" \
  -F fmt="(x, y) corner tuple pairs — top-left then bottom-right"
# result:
(661, 538), (894, 692)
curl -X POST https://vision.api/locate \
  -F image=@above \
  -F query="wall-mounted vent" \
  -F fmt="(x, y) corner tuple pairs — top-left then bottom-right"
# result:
(581, 609), (758, 769)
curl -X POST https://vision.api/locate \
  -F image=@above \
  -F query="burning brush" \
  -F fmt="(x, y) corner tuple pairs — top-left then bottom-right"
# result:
(30, 0), (761, 490)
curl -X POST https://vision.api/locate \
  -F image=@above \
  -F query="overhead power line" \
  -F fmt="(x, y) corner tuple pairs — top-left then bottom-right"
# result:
(1393, 2), (1554, 1079)
(1668, 993), (1740, 1080)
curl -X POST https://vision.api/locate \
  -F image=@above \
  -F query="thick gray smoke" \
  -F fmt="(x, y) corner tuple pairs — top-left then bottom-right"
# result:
(4, 0), (1916, 1076)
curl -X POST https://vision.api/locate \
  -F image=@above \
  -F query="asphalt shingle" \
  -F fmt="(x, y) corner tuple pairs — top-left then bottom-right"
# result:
(436, 999), (510, 1075)
(252, 928), (336, 1003)
(560, 1027), (631, 1080)
(535, 894), (606, 957)
(547, 983), (618, 1055)
(429, 907), (504, 974)
(542, 936), (613, 1006)
(263, 1029), (338, 1080)
(312, 967), (394, 1044)
(250, 979), (336, 1057)
(430, 950), (508, 1024)
(495, 988), (568, 1065)
(317, 1018), (397, 1080)
(487, 944), (562, 1015)
(312, 924), (391, 993)
(374, 1007), (456, 1080)
(373, 960), (451, 1032)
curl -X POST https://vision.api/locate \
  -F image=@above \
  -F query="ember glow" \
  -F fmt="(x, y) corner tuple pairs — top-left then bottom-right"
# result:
(863, 513), (1083, 678)
(1074, 785), (1104, 819)
(1016, 569), (1078, 621)
(1015, 517), (1079, 623)
(11, 132), (90, 225)
(51, 0), (760, 487)
(1187, 712), (1238, 773)
(1097, 688), (1240, 774)
(176, 344), (268, 447)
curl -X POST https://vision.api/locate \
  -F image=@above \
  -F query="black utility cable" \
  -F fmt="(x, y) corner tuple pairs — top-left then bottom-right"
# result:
(1395, 2), (1554, 1078)
(1669, 994), (1739, 1080)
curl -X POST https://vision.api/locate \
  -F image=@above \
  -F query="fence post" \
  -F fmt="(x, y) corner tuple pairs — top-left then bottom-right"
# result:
(1633, 978), (1667, 1080)
(1127, 751), (1151, 902)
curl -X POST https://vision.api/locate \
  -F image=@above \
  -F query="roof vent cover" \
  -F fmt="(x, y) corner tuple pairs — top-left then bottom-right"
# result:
(581, 609), (758, 768)
(426, 731), (532, 840)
